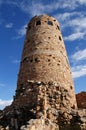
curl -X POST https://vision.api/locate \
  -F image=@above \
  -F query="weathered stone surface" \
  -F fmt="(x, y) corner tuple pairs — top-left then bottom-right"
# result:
(21, 118), (59, 130)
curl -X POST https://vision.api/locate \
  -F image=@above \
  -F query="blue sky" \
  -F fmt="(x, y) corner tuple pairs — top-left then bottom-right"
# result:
(0, 0), (86, 109)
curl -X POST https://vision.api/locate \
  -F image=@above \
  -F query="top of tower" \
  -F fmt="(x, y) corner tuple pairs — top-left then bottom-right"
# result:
(27, 14), (60, 30)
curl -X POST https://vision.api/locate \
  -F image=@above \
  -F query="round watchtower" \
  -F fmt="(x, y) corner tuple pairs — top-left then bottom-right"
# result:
(15, 14), (77, 113)
(18, 15), (71, 84)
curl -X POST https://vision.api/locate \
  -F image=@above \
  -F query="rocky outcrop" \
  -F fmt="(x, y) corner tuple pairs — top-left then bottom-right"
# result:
(76, 92), (86, 109)
(19, 108), (86, 130)
(21, 118), (59, 130)
(0, 106), (86, 130)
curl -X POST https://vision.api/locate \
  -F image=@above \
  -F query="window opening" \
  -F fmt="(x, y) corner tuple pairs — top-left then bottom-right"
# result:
(30, 59), (33, 63)
(48, 59), (50, 62)
(56, 86), (60, 91)
(48, 21), (53, 26)
(59, 36), (62, 41)
(23, 58), (26, 62)
(28, 26), (31, 29)
(57, 25), (60, 30)
(49, 55), (52, 57)
(23, 57), (29, 62)
(35, 58), (40, 62)
(53, 57), (55, 59)
(36, 21), (41, 25)
(57, 63), (60, 65)
(70, 86), (73, 89)
(26, 57), (29, 61)
(42, 32), (45, 34)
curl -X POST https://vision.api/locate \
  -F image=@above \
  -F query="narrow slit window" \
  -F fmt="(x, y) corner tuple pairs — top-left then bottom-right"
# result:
(48, 21), (53, 26)
(36, 21), (41, 25)
(59, 36), (62, 41)
(57, 25), (60, 30)
(28, 26), (31, 29)
(70, 86), (73, 89)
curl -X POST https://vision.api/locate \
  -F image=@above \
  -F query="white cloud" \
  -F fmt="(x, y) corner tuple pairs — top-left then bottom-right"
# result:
(12, 59), (20, 64)
(77, 0), (86, 4)
(0, 99), (12, 109)
(18, 0), (86, 17)
(0, 0), (77, 15)
(61, 14), (86, 41)
(59, 0), (77, 9)
(71, 49), (86, 61)
(0, 0), (18, 7)
(68, 17), (86, 31)
(55, 11), (84, 25)
(0, 0), (86, 17)
(5, 23), (13, 28)
(17, 1), (78, 16)
(72, 65), (86, 78)
(55, 12), (76, 22)
(0, 83), (5, 87)
(64, 32), (85, 41)
(19, 1), (57, 16)
(13, 24), (27, 39)
(16, 24), (27, 39)
(70, 49), (86, 79)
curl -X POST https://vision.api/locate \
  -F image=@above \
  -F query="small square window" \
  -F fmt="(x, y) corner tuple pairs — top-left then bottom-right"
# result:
(35, 58), (40, 62)
(30, 59), (33, 63)
(48, 21), (53, 26)
(36, 21), (41, 25)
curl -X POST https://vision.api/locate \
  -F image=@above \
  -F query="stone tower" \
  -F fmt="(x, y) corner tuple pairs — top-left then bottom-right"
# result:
(13, 14), (77, 122)
(1, 14), (86, 130)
